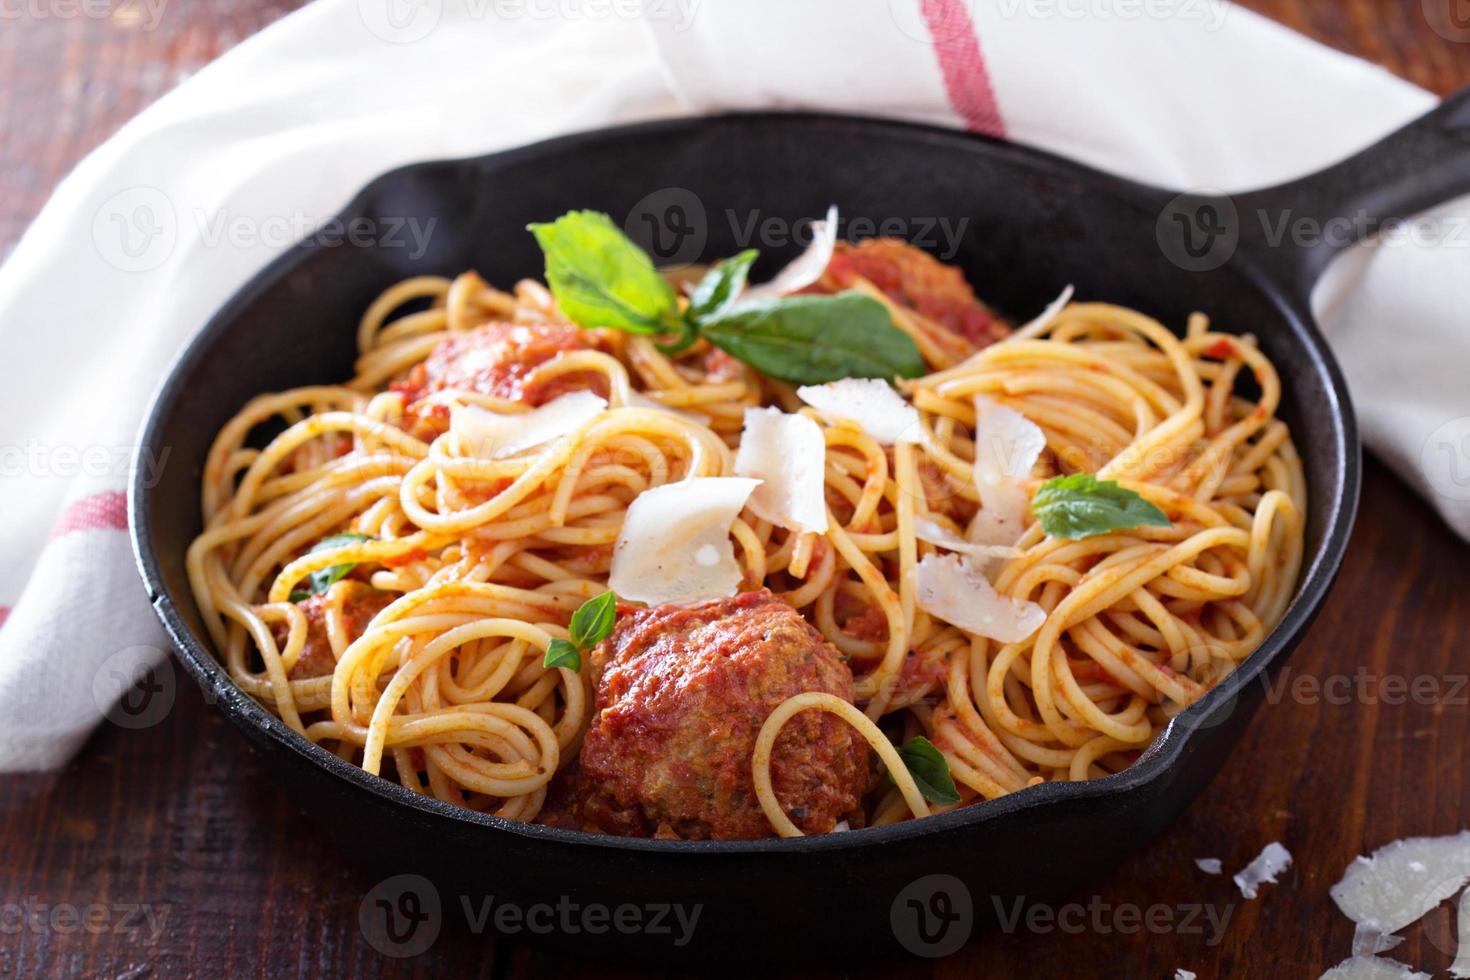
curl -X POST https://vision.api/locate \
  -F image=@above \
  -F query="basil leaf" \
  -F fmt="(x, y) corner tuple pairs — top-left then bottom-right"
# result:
(288, 590), (312, 603)
(897, 736), (961, 806)
(699, 292), (926, 385)
(653, 317), (700, 357)
(543, 637), (581, 672)
(527, 211), (679, 335)
(568, 591), (618, 650)
(1030, 474), (1170, 540)
(300, 532), (374, 597)
(687, 249), (758, 322)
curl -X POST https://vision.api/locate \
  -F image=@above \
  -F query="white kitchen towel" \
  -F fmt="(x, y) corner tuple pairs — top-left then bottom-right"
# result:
(0, 0), (1464, 771)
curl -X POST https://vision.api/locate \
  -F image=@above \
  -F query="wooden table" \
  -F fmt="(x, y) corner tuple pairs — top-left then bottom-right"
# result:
(2, 4), (1467, 977)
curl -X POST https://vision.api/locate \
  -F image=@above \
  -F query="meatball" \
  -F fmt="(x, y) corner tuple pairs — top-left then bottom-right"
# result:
(569, 589), (869, 839)
(391, 321), (603, 426)
(816, 239), (1007, 348)
(271, 583), (393, 679)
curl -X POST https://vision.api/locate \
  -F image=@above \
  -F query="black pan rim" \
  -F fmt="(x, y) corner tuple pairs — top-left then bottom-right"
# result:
(128, 109), (1361, 857)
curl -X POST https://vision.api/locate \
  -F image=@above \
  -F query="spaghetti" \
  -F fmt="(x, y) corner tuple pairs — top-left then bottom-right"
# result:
(187, 238), (1305, 837)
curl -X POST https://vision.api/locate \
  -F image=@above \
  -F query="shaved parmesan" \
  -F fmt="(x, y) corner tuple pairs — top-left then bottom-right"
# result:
(1330, 832), (1470, 935)
(1174, 971), (1196, 980)
(733, 408), (828, 534)
(1233, 841), (1292, 899)
(1012, 284), (1075, 340)
(913, 518), (1020, 560)
(971, 396), (1046, 545)
(1195, 858), (1223, 875)
(1351, 923), (1404, 957)
(624, 390), (711, 426)
(968, 497), (1027, 549)
(796, 378), (922, 444)
(742, 204), (838, 302)
(452, 390), (605, 459)
(1451, 887), (1470, 978)
(962, 286), (1075, 366)
(914, 553), (1045, 644)
(1319, 957), (1430, 980)
(975, 396), (1047, 482)
(608, 477), (758, 605)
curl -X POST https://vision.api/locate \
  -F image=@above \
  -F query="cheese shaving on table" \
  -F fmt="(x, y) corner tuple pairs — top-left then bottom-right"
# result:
(1174, 971), (1196, 980)
(451, 390), (606, 459)
(1329, 831), (1470, 935)
(1351, 922), (1403, 957)
(732, 407), (829, 533)
(741, 204), (838, 302)
(796, 378), (922, 444)
(1319, 957), (1431, 980)
(1194, 857), (1223, 875)
(914, 553), (1045, 644)
(1451, 887), (1470, 978)
(608, 477), (759, 605)
(1233, 841), (1292, 899)
(971, 395), (1047, 545)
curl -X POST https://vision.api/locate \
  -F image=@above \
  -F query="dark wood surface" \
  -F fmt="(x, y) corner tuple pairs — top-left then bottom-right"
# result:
(3, 4), (1468, 978)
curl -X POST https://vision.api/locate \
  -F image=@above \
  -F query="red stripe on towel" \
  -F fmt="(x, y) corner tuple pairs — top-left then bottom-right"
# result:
(922, 0), (1006, 138)
(49, 490), (129, 539)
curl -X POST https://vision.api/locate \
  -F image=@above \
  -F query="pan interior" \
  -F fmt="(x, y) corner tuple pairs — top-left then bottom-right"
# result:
(134, 113), (1350, 845)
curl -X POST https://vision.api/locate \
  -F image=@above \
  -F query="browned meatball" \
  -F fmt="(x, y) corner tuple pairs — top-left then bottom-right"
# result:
(270, 583), (393, 680)
(391, 321), (605, 438)
(566, 589), (869, 840)
(819, 239), (1005, 347)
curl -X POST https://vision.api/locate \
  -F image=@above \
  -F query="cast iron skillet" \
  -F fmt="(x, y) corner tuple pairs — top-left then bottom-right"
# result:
(131, 95), (1470, 966)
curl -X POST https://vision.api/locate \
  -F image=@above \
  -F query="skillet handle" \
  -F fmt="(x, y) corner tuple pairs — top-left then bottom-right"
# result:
(1233, 84), (1470, 302)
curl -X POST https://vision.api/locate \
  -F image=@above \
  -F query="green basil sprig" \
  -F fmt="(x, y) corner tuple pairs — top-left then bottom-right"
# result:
(543, 590), (618, 672)
(1030, 474), (1171, 541)
(896, 735), (961, 806)
(526, 211), (925, 385)
(701, 293), (927, 385)
(528, 211), (682, 336)
(288, 532), (374, 602)
(686, 248), (757, 322)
